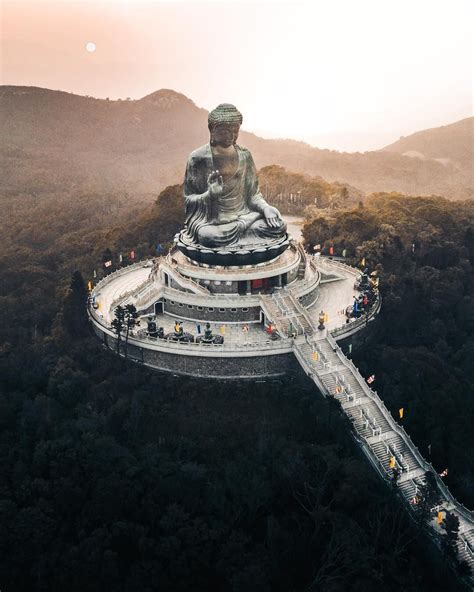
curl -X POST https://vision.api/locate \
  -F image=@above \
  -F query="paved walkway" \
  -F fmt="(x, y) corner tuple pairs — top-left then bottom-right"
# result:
(91, 257), (360, 346)
(93, 265), (152, 324)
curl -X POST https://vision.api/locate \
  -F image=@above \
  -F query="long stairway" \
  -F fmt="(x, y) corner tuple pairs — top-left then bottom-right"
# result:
(292, 328), (474, 583)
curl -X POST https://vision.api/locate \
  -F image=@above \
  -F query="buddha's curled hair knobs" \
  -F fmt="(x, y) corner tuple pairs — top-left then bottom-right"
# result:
(208, 104), (243, 130)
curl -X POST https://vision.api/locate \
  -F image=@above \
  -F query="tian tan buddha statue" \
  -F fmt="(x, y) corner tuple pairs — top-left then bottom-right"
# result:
(176, 103), (289, 265)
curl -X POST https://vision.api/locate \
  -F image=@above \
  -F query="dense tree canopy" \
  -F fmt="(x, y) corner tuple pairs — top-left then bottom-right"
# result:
(0, 179), (470, 590)
(303, 193), (474, 507)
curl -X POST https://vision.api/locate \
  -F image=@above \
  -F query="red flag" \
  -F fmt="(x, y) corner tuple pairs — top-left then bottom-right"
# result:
(367, 374), (375, 384)
(329, 246), (334, 256)
(130, 250), (135, 259)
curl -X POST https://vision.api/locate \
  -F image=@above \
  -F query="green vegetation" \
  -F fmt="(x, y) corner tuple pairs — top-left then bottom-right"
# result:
(259, 165), (362, 213)
(1, 86), (472, 199)
(0, 173), (471, 590)
(303, 193), (474, 508)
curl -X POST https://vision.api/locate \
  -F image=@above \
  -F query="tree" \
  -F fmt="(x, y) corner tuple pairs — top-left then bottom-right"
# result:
(416, 471), (439, 527)
(62, 271), (89, 338)
(441, 511), (460, 562)
(123, 304), (139, 359)
(111, 305), (125, 354)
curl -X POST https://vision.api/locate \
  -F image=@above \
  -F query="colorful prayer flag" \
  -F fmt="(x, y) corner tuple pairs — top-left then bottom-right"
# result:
(329, 246), (334, 256)
(130, 250), (135, 259)
(87, 281), (92, 292)
(399, 408), (404, 419)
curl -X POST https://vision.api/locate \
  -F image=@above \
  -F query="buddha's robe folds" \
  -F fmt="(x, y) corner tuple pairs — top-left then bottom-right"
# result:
(183, 143), (286, 248)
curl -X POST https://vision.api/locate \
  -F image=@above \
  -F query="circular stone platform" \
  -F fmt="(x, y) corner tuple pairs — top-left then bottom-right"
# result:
(88, 244), (380, 379)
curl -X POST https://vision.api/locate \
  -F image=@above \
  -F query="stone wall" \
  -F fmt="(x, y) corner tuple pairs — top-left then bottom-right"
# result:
(162, 299), (261, 322)
(298, 286), (319, 308)
(92, 320), (297, 378)
(287, 266), (298, 284)
(141, 347), (297, 378)
(204, 280), (238, 294)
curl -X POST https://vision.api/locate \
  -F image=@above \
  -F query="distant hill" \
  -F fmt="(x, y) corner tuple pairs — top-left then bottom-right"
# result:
(381, 117), (473, 170)
(1, 86), (472, 200)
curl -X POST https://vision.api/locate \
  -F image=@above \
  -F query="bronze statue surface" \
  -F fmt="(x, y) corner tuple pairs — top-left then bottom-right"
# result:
(176, 104), (289, 265)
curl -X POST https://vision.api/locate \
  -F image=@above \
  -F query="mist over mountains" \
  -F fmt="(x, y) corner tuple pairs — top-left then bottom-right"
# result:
(1, 85), (472, 200)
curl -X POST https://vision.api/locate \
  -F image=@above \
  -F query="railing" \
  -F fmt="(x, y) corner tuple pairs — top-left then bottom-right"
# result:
(316, 255), (361, 277)
(109, 277), (153, 312)
(159, 260), (210, 295)
(325, 334), (474, 524)
(92, 260), (152, 294)
(286, 291), (315, 333)
(89, 311), (293, 354)
(135, 284), (164, 308)
(330, 293), (382, 338)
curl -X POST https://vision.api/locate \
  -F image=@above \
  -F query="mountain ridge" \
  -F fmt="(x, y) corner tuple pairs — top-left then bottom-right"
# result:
(1, 85), (472, 199)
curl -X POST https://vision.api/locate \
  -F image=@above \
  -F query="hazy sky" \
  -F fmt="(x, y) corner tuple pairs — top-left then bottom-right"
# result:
(2, 0), (473, 151)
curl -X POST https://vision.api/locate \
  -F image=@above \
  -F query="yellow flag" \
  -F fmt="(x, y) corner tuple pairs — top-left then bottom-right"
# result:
(437, 511), (444, 524)
(399, 408), (404, 419)
(312, 351), (318, 361)
(220, 325), (225, 335)
(87, 281), (92, 292)
(389, 456), (395, 469)
(361, 257), (366, 267)
(324, 313), (329, 322)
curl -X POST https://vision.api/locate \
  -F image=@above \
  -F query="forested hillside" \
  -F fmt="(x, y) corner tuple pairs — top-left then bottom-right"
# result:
(382, 117), (473, 169)
(303, 194), (474, 509)
(1, 86), (472, 200)
(0, 168), (472, 588)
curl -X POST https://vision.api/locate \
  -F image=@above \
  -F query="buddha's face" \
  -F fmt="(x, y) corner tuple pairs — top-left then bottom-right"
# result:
(210, 123), (240, 148)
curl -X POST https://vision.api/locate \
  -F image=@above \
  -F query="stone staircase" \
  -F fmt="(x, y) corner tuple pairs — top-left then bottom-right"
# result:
(292, 334), (474, 582)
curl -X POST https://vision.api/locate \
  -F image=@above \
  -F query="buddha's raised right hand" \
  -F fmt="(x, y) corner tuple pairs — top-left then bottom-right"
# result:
(207, 170), (224, 198)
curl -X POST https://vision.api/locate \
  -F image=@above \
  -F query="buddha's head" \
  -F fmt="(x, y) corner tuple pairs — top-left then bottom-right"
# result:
(208, 103), (242, 148)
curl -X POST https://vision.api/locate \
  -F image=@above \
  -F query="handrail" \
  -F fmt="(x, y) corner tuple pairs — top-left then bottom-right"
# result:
(331, 293), (381, 338)
(89, 310), (292, 353)
(159, 259), (210, 295)
(93, 260), (151, 294)
(325, 334), (474, 523)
